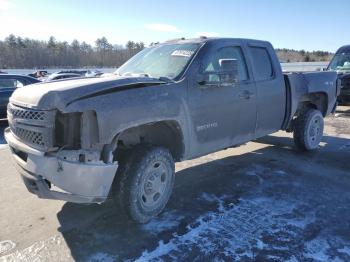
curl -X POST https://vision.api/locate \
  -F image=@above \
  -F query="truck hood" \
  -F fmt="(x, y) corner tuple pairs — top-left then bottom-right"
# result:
(10, 76), (166, 110)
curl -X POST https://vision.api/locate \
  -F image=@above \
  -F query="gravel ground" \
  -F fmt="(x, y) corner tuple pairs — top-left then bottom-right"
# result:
(0, 107), (349, 262)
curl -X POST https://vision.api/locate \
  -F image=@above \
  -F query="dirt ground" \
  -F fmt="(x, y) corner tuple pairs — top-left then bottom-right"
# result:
(0, 107), (349, 262)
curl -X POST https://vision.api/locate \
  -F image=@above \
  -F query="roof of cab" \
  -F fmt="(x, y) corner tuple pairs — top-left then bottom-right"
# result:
(335, 45), (350, 54)
(159, 37), (270, 45)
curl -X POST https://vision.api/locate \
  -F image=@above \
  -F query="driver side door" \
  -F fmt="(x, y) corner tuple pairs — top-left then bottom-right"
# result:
(188, 41), (257, 157)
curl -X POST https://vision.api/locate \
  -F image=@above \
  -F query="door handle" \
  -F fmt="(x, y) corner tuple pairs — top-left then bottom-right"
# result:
(238, 90), (254, 99)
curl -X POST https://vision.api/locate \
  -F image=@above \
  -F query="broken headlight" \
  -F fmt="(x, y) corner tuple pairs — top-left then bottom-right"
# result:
(55, 112), (82, 149)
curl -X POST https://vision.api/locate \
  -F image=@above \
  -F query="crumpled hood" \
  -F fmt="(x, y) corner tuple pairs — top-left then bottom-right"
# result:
(10, 75), (166, 110)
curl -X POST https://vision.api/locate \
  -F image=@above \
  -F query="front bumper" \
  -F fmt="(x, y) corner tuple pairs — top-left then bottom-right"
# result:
(4, 128), (118, 203)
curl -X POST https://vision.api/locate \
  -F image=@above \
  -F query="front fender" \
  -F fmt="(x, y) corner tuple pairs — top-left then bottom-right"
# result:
(63, 82), (191, 152)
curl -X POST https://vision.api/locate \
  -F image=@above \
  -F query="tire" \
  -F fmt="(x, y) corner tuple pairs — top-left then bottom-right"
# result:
(115, 145), (175, 223)
(293, 108), (324, 151)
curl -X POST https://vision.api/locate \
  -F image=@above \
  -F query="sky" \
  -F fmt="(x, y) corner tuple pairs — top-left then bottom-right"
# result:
(0, 0), (349, 52)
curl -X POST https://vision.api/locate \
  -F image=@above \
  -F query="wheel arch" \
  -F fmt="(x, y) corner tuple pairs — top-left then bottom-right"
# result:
(298, 92), (328, 117)
(112, 120), (185, 162)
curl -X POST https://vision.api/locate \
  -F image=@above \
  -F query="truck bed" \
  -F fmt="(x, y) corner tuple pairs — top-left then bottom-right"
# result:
(282, 71), (338, 129)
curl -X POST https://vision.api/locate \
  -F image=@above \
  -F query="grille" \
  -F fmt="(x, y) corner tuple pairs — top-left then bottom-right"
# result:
(11, 109), (46, 121)
(7, 103), (54, 124)
(12, 126), (45, 146)
(7, 103), (56, 150)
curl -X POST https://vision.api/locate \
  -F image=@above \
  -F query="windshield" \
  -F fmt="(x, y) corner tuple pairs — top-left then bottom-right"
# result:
(116, 43), (200, 79)
(328, 53), (350, 71)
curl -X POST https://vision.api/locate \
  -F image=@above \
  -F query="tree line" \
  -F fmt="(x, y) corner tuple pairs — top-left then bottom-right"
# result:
(0, 35), (334, 69)
(0, 35), (145, 69)
(276, 48), (333, 63)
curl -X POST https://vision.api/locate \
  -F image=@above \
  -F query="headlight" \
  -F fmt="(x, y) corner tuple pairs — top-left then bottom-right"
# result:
(55, 110), (98, 149)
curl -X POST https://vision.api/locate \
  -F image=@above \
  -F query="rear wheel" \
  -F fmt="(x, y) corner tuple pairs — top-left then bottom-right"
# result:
(115, 145), (175, 223)
(293, 108), (324, 151)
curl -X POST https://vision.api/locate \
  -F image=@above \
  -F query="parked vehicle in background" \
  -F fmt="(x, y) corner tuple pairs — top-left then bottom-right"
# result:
(55, 70), (103, 77)
(326, 45), (350, 104)
(45, 72), (81, 81)
(28, 70), (49, 79)
(57, 70), (88, 76)
(85, 70), (103, 77)
(0, 74), (40, 119)
(5, 37), (339, 223)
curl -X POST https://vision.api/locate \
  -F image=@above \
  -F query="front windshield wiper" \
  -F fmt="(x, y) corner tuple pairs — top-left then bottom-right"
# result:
(119, 72), (152, 78)
(158, 76), (174, 83)
(116, 72), (174, 83)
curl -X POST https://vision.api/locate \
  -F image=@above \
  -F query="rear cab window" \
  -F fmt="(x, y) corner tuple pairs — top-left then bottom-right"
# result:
(248, 46), (274, 81)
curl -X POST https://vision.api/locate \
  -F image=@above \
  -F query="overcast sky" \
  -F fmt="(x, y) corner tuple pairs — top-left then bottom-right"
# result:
(0, 0), (349, 51)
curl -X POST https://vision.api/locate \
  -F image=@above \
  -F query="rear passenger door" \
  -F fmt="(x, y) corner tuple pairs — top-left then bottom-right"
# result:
(247, 44), (286, 138)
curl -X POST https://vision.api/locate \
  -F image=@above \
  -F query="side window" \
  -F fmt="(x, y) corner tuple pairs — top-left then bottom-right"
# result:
(202, 46), (248, 82)
(249, 47), (273, 81)
(0, 78), (16, 90)
(15, 80), (24, 88)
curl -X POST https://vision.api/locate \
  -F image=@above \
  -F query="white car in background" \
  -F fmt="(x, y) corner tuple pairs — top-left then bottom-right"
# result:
(44, 72), (81, 82)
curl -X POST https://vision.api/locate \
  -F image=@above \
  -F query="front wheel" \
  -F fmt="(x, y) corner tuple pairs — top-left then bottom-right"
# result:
(293, 108), (324, 151)
(115, 145), (175, 223)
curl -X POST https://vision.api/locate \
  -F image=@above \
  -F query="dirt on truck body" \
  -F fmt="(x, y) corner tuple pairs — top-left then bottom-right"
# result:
(4, 37), (339, 223)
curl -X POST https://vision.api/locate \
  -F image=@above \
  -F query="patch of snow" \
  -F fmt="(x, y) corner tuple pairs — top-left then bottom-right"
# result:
(0, 240), (16, 255)
(135, 240), (179, 262)
(200, 192), (220, 202)
(142, 211), (184, 235)
(89, 252), (117, 262)
(304, 237), (331, 261)
(1, 235), (71, 261)
(273, 170), (287, 176)
(134, 194), (314, 261)
(256, 239), (265, 250)
(338, 246), (350, 256)
(245, 170), (264, 184)
(199, 193), (227, 212)
(285, 255), (299, 262)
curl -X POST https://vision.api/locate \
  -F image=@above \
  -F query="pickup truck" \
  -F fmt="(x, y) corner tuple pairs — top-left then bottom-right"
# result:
(4, 37), (339, 223)
(326, 44), (350, 104)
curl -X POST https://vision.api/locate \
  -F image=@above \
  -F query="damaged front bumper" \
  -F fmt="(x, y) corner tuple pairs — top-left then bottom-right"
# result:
(4, 127), (118, 204)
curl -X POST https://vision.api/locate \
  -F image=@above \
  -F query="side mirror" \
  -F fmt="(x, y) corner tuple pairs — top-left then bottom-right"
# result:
(218, 59), (238, 85)
(316, 67), (327, 71)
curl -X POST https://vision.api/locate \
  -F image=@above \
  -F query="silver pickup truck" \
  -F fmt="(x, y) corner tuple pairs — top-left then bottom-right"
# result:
(5, 37), (339, 223)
